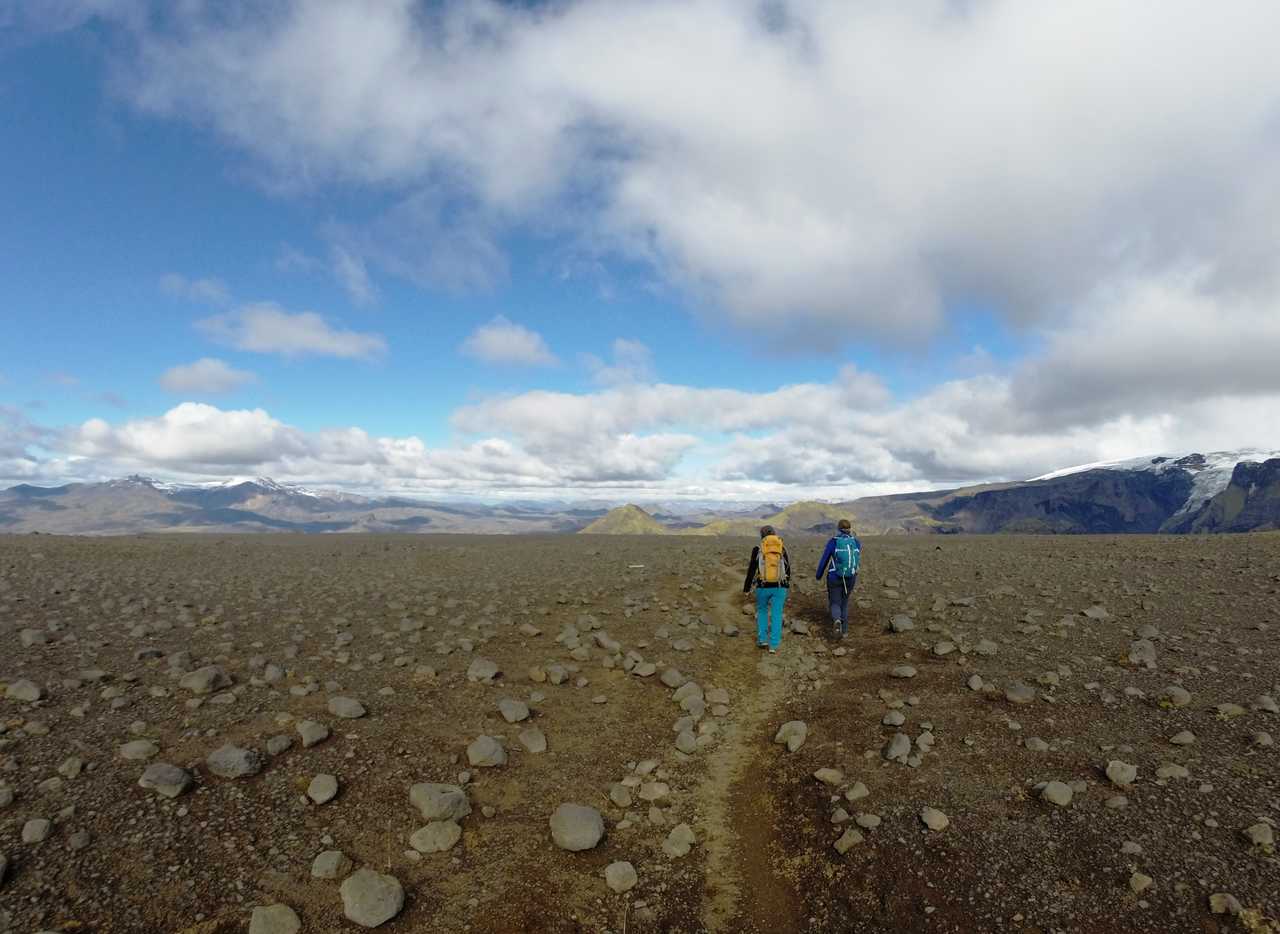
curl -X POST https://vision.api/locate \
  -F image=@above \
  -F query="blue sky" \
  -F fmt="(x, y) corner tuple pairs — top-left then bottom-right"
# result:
(2, 1), (1277, 501)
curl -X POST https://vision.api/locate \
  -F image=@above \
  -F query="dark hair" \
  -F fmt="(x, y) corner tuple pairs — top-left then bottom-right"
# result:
(837, 518), (852, 531)
(759, 525), (776, 537)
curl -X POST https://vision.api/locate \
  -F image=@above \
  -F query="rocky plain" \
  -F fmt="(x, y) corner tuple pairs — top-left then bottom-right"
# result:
(0, 531), (1276, 933)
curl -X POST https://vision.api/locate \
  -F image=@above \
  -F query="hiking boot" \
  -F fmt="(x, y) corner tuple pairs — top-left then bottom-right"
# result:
(757, 641), (767, 649)
(768, 647), (777, 654)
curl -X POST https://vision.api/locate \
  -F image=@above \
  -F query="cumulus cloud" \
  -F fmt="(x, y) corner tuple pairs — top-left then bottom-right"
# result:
(197, 302), (386, 359)
(460, 316), (557, 367)
(583, 338), (655, 386)
(56, 401), (692, 490)
(159, 273), (231, 305)
(330, 245), (377, 307)
(159, 357), (257, 394)
(53, 0), (1272, 352)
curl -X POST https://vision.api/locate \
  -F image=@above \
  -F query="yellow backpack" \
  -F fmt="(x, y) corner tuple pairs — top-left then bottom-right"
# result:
(757, 534), (785, 584)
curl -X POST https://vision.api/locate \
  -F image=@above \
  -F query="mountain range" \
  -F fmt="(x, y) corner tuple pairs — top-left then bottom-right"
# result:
(2, 449), (1278, 536)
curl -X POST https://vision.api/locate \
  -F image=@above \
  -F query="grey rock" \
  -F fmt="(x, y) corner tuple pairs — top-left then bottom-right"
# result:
(327, 697), (366, 719)
(311, 850), (353, 879)
(834, 827), (864, 853)
(409, 820), (461, 853)
(497, 698), (530, 723)
(206, 744), (263, 779)
(117, 739), (158, 761)
(340, 868), (405, 928)
(19, 628), (48, 647)
(773, 720), (808, 753)
(1128, 639), (1157, 669)
(888, 614), (914, 633)
(307, 774), (339, 805)
(22, 818), (51, 843)
(675, 730), (697, 754)
(466, 657), (500, 683)
(1105, 760), (1138, 786)
(409, 783), (471, 822)
(518, 727), (547, 753)
(1005, 682), (1036, 704)
(549, 803), (605, 851)
(662, 822), (696, 858)
(178, 665), (231, 695)
(1041, 781), (1073, 806)
(297, 720), (330, 748)
(5, 679), (44, 702)
(249, 904), (301, 934)
(919, 807), (949, 831)
(605, 860), (637, 893)
(466, 735), (507, 768)
(138, 762), (192, 798)
(1161, 685), (1192, 708)
(266, 734), (293, 757)
(890, 666), (917, 679)
(883, 732), (911, 763)
(1169, 730), (1196, 746)
(1242, 822), (1274, 848)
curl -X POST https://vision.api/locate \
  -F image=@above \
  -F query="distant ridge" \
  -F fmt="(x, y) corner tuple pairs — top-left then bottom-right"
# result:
(4, 449), (1279, 535)
(579, 504), (669, 535)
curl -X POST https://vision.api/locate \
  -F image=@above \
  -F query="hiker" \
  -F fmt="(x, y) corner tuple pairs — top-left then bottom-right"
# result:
(816, 518), (861, 638)
(743, 524), (792, 653)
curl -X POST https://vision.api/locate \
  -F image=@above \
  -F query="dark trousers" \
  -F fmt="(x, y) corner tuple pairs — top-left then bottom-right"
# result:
(826, 575), (856, 633)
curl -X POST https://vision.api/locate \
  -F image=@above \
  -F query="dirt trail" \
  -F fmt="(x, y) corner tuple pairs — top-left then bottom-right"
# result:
(694, 571), (804, 932)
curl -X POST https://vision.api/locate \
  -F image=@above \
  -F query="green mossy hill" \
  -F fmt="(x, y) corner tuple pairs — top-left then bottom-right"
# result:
(579, 504), (669, 535)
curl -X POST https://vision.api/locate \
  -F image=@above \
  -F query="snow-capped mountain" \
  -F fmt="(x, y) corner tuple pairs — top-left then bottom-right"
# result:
(1032, 449), (1280, 520)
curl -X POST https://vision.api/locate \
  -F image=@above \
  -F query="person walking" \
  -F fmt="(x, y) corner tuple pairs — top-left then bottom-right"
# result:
(743, 525), (792, 653)
(815, 518), (861, 638)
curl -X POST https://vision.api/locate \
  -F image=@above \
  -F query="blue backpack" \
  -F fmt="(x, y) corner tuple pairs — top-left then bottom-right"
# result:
(831, 534), (860, 577)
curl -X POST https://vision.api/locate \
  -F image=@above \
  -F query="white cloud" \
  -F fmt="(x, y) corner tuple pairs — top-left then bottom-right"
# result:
(159, 357), (257, 394)
(197, 302), (386, 359)
(80, 0), (1280, 351)
(460, 316), (557, 367)
(159, 272), (230, 305)
(330, 245), (377, 307)
(583, 338), (655, 386)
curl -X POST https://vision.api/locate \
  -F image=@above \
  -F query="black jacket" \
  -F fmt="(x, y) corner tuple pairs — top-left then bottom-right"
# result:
(743, 544), (792, 593)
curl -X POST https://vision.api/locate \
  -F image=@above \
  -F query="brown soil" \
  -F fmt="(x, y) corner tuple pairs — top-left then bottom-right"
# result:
(0, 532), (1277, 933)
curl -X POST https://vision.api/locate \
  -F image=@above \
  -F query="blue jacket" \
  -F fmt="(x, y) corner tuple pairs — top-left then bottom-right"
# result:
(816, 532), (861, 580)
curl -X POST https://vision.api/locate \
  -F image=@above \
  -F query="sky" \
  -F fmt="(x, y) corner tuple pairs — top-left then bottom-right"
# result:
(1, 0), (1279, 503)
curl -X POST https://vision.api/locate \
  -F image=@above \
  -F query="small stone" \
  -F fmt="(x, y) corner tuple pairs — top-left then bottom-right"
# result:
(675, 730), (697, 754)
(249, 904), (301, 934)
(22, 818), (51, 843)
(1105, 760), (1138, 786)
(327, 697), (366, 719)
(605, 861), (638, 893)
(138, 762), (192, 798)
(1041, 781), (1073, 807)
(773, 720), (808, 753)
(883, 732), (911, 763)
(1024, 737), (1050, 752)
(1242, 822), (1274, 848)
(311, 850), (353, 879)
(1169, 730), (1195, 746)
(265, 735), (293, 757)
(1209, 893), (1243, 915)
(498, 698), (530, 723)
(340, 868), (405, 928)
(845, 782), (869, 803)
(1155, 763), (1189, 780)
(814, 768), (844, 786)
(206, 744), (263, 779)
(297, 720), (330, 747)
(855, 813), (881, 830)
(5, 679), (44, 702)
(466, 657), (500, 683)
(890, 666), (917, 679)
(467, 735), (507, 767)
(1129, 871), (1153, 894)
(118, 739), (159, 761)
(833, 827), (864, 854)
(920, 807), (949, 831)
(550, 803), (604, 851)
(409, 821), (461, 853)
(1127, 640), (1157, 669)
(662, 822), (697, 858)
(307, 774), (339, 805)
(1161, 685), (1192, 708)
(1005, 682), (1036, 704)
(882, 710), (906, 727)
(888, 615), (914, 633)
(660, 668), (686, 688)
(409, 783), (471, 822)
(178, 666), (231, 695)
(518, 728), (547, 753)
